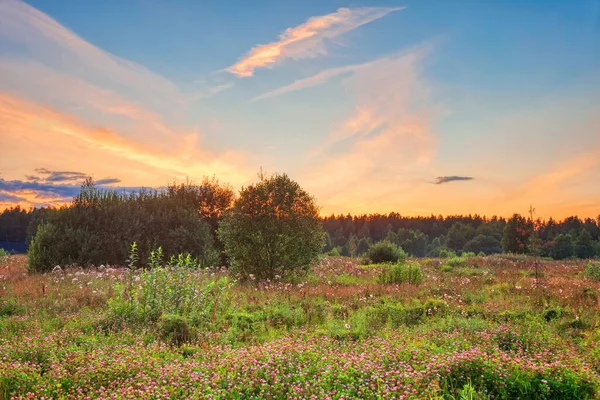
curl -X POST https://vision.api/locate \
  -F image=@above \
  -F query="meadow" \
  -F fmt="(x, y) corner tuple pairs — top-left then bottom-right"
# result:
(1, 252), (600, 399)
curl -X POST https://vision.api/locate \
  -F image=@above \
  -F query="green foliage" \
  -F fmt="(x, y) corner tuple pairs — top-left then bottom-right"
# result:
(158, 314), (194, 346)
(0, 298), (25, 317)
(439, 248), (458, 259)
(379, 262), (423, 285)
(585, 261), (600, 281)
(356, 237), (371, 256)
(464, 234), (502, 255)
(327, 247), (341, 257)
(109, 263), (232, 328)
(575, 228), (597, 258)
(366, 240), (406, 264)
(27, 179), (218, 272)
(502, 214), (533, 254)
(446, 256), (465, 267)
(446, 222), (476, 252)
(218, 172), (324, 280)
(0, 248), (9, 258)
(548, 233), (575, 260)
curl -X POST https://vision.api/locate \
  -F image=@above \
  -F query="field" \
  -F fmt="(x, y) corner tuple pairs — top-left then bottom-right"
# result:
(1, 254), (600, 399)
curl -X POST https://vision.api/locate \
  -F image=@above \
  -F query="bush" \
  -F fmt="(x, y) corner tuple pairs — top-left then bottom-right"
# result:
(159, 314), (194, 346)
(585, 261), (600, 281)
(108, 263), (232, 327)
(28, 179), (219, 272)
(218, 173), (324, 280)
(379, 262), (423, 285)
(366, 241), (407, 264)
(438, 248), (457, 259)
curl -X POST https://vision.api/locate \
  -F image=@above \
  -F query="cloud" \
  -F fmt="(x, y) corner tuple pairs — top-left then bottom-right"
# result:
(253, 42), (433, 101)
(434, 176), (474, 184)
(96, 178), (122, 185)
(0, 171), (140, 208)
(0, 1), (256, 197)
(253, 63), (359, 101)
(0, 192), (26, 202)
(228, 6), (403, 77)
(0, 0), (184, 110)
(0, 178), (84, 199)
(33, 168), (89, 183)
(297, 46), (439, 214)
(188, 83), (235, 101)
(0, 92), (253, 189)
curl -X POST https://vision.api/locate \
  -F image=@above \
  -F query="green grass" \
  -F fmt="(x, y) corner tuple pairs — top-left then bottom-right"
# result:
(1, 255), (599, 398)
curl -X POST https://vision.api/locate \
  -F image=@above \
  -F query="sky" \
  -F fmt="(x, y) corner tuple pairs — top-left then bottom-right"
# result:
(0, 0), (599, 218)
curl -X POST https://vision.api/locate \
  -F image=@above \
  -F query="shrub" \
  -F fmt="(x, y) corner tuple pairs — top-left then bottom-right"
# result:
(438, 248), (457, 259)
(28, 179), (219, 272)
(366, 241), (407, 264)
(446, 256), (464, 267)
(159, 314), (194, 346)
(585, 261), (600, 281)
(218, 173), (324, 280)
(109, 263), (232, 327)
(379, 262), (423, 285)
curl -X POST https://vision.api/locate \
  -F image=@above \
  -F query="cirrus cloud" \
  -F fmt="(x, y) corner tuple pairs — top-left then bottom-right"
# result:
(227, 6), (403, 77)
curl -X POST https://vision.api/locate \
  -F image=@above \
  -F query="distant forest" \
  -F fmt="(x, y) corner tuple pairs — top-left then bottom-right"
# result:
(2, 198), (599, 261)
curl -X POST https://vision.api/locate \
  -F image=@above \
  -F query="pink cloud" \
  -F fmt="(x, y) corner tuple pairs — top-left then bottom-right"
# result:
(228, 7), (403, 77)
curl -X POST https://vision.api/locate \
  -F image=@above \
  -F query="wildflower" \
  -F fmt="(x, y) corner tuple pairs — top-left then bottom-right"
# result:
(345, 323), (351, 329)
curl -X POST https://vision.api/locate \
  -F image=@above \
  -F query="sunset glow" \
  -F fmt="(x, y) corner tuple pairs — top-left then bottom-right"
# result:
(1, 0), (599, 218)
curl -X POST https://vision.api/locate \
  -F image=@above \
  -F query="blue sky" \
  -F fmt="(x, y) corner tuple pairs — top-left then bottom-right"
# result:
(1, 0), (599, 217)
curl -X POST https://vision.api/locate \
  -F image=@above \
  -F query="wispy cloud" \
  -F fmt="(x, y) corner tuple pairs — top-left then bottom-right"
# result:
(228, 6), (403, 77)
(433, 176), (474, 184)
(33, 168), (89, 183)
(0, 0), (183, 110)
(298, 46), (439, 214)
(0, 192), (26, 203)
(188, 83), (235, 101)
(1, 169), (142, 208)
(0, 0), (255, 197)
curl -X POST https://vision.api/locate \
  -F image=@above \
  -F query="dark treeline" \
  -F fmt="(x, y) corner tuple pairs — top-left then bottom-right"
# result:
(321, 213), (600, 259)
(1, 180), (600, 263)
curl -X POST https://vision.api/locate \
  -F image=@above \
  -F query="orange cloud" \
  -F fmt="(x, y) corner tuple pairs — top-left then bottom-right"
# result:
(297, 48), (438, 213)
(228, 7), (403, 77)
(0, 93), (253, 190)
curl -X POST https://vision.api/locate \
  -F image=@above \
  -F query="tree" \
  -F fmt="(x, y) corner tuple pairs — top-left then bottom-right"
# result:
(356, 237), (371, 255)
(366, 241), (406, 264)
(28, 179), (217, 272)
(217, 173), (324, 280)
(574, 228), (596, 259)
(501, 214), (532, 254)
(548, 234), (574, 260)
(345, 234), (358, 257)
(464, 234), (502, 255)
(166, 177), (234, 233)
(446, 222), (475, 252)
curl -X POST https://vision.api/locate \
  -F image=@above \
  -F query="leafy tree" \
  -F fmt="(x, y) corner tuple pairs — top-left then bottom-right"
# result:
(217, 173), (323, 280)
(366, 241), (406, 263)
(446, 222), (476, 252)
(345, 234), (359, 257)
(463, 234), (502, 255)
(322, 232), (334, 253)
(575, 228), (596, 259)
(548, 234), (575, 260)
(356, 237), (371, 255)
(501, 214), (532, 254)
(28, 179), (217, 272)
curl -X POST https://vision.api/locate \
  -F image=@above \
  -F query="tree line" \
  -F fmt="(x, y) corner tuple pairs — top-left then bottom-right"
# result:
(322, 213), (600, 259)
(1, 177), (599, 266)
